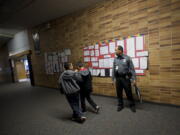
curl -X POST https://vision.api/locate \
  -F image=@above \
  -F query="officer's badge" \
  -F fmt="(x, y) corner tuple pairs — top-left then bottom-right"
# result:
(123, 59), (126, 63)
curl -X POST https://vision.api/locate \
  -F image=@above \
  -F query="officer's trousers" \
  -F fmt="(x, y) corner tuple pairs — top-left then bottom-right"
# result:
(115, 77), (135, 107)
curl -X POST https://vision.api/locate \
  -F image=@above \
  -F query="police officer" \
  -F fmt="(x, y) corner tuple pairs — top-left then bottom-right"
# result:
(112, 46), (136, 112)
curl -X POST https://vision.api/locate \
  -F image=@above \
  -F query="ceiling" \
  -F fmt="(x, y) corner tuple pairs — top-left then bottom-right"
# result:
(0, 0), (105, 46)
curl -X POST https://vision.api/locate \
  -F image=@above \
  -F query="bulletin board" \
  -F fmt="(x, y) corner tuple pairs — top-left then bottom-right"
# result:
(83, 35), (148, 77)
(44, 49), (71, 75)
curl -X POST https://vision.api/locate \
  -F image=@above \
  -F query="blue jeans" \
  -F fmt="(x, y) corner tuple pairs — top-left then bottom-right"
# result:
(66, 92), (83, 118)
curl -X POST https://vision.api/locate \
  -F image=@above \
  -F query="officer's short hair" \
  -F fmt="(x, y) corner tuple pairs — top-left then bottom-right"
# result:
(64, 62), (72, 70)
(76, 61), (84, 68)
(117, 46), (123, 52)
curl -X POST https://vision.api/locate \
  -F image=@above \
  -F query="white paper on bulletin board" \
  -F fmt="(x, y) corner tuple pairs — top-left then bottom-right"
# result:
(126, 37), (135, 58)
(95, 50), (99, 56)
(84, 57), (90, 62)
(135, 70), (144, 74)
(64, 49), (71, 55)
(99, 59), (104, 68)
(140, 57), (148, 69)
(89, 45), (94, 49)
(92, 69), (97, 76)
(96, 69), (101, 76)
(95, 44), (99, 49)
(136, 36), (144, 51)
(53, 54), (59, 72)
(60, 52), (65, 57)
(92, 62), (98, 67)
(117, 40), (124, 49)
(91, 57), (98, 62)
(109, 58), (114, 68)
(137, 51), (148, 57)
(90, 50), (95, 56)
(84, 50), (90, 56)
(100, 46), (109, 55)
(100, 69), (105, 76)
(64, 56), (68, 62)
(104, 59), (110, 68)
(132, 58), (139, 68)
(109, 42), (116, 53)
(110, 69), (112, 76)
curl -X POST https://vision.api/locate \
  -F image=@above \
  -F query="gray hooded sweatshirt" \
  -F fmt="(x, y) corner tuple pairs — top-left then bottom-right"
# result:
(58, 70), (82, 94)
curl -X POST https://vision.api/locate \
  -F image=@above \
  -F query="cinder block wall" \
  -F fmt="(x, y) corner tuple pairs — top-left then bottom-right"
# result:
(28, 0), (180, 105)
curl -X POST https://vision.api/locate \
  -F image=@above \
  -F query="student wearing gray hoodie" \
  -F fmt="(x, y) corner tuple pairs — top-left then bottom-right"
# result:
(58, 62), (86, 123)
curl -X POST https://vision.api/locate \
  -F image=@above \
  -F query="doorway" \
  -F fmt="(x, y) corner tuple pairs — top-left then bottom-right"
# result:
(10, 52), (34, 86)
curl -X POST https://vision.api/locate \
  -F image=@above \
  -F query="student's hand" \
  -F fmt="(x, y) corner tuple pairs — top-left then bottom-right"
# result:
(74, 69), (78, 72)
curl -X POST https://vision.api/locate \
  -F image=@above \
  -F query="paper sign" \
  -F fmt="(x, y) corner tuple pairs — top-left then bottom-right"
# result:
(90, 50), (95, 56)
(60, 52), (65, 57)
(95, 44), (99, 49)
(110, 69), (112, 76)
(84, 57), (90, 62)
(99, 59), (104, 68)
(140, 57), (147, 69)
(64, 49), (71, 55)
(109, 42), (116, 53)
(126, 37), (135, 58)
(84, 50), (90, 56)
(137, 51), (148, 57)
(92, 69), (97, 76)
(109, 58), (114, 68)
(135, 70), (144, 74)
(117, 40), (124, 49)
(100, 46), (109, 55)
(104, 59), (110, 68)
(89, 45), (94, 49)
(100, 69), (105, 76)
(91, 57), (98, 62)
(95, 50), (99, 56)
(132, 58), (139, 68)
(92, 62), (98, 67)
(136, 36), (144, 50)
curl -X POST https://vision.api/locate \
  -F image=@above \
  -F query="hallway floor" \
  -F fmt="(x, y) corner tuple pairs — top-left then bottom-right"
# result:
(0, 82), (180, 135)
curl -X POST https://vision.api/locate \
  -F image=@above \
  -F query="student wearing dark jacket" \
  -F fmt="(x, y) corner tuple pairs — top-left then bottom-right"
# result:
(76, 62), (100, 113)
(58, 62), (86, 123)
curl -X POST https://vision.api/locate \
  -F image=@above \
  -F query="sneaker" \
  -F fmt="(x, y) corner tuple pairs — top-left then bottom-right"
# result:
(130, 106), (136, 113)
(117, 106), (124, 112)
(72, 116), (86, 123)
(95, 106), (100, 113)
(79, 116), (86, 123)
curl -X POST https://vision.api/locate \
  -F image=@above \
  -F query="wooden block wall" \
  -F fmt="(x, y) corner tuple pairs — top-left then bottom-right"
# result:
(28, 0), (180, 105)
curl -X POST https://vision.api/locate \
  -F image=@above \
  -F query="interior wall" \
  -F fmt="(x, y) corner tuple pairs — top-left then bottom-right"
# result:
(0, 45), (12, 83)
(8, 30), (30, 56)
(28, 0), (180, 105)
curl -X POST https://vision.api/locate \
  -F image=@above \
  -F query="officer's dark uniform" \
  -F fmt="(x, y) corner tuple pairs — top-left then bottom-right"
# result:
(112, 54), (136, 108)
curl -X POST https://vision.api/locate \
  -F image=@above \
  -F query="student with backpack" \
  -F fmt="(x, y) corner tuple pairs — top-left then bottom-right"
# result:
(58, 62), (86, 123)
(76, 62), (100, 113)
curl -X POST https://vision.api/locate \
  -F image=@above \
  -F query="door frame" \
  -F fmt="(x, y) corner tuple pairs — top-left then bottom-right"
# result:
(9, 50), (35, 86)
